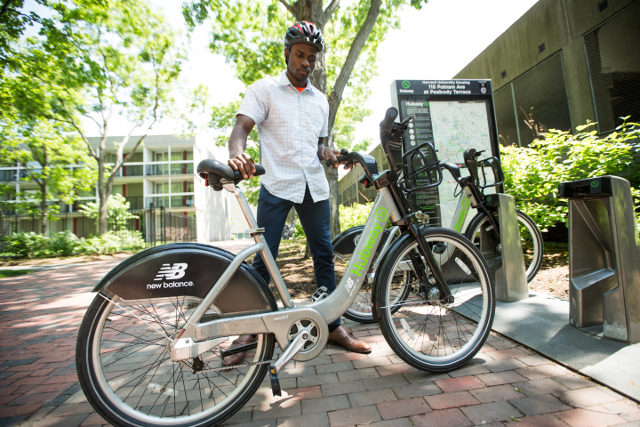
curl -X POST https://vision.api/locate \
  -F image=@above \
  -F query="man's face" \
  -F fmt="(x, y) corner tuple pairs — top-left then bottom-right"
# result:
(285, 43), (318, 87)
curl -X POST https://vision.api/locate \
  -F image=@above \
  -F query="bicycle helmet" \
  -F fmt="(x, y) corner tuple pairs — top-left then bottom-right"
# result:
(284, 21), (324, 52)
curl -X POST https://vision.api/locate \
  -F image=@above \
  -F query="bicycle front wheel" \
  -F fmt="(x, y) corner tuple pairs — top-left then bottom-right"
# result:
(374, 228), (495, 372)
(76, 293), (275, 426)
(466, 209), (543, 282)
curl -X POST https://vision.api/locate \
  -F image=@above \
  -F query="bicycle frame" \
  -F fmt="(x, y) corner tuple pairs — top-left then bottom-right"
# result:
(174, 180), (403, 361)
(443, 160), (501, 240)
(449, 184), (479, 233)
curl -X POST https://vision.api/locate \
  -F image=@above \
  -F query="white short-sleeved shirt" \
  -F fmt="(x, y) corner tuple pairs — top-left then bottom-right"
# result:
(237, 71), (330, 203)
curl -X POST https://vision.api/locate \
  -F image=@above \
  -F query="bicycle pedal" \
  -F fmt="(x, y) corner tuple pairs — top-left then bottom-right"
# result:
(311, 286), (328, 302)
(268, 366), (281, 396)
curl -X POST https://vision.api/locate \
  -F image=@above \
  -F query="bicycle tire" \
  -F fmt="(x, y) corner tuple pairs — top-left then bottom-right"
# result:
(466, 209), (543, 282)
(374, 227), (495, 372)
(76, 292), (276, 426)
(333, 225), (395, 324)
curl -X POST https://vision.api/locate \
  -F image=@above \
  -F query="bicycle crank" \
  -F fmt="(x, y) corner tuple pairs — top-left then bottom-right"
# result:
(269, 319), (325, 396)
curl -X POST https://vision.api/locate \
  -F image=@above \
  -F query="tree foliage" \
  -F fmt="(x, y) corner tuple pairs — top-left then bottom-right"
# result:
(80, 193), (138, 232)
(1, 119), (96, 234)
(2, 0), (186, 234)
(500, 120), (640, 231)
(182, 0), (428, 235)
(0, 0), (45, 73)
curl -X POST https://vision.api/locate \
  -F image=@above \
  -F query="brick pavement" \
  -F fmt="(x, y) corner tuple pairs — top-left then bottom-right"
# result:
(0, 256), (639, 426)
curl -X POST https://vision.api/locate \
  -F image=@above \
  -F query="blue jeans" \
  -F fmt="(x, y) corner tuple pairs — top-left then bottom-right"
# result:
(253, 185), (340, 331)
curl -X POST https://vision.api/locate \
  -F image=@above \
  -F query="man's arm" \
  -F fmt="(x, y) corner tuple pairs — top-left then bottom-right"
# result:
(228, 114), (257, 179)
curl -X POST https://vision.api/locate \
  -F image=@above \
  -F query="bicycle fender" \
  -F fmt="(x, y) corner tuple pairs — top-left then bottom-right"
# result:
(93, 242), (276, 315)
(332, 225), (365, 256)
(371, 231), (413, 320)
(333, 225), (392, 257)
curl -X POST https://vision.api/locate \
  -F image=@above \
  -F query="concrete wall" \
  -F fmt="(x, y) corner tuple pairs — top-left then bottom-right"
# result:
(454, 0), (637, 131)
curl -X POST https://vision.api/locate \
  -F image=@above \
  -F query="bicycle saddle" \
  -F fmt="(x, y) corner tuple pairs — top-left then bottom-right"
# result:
(197, 159), (265, 191)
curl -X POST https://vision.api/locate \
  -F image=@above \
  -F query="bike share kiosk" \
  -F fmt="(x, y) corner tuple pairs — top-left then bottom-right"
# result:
(558, 176), (640, 343)
(391, 80), (528, 301)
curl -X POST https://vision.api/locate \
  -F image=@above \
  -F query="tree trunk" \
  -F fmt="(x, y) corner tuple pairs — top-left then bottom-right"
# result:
(97, 159), (107, 234)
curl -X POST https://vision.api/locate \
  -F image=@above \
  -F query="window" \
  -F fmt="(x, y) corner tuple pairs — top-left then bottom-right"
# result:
(494, 85), (520, 146)
(153, 182), (169, 194)
(584, 2), (640, 132)
(171, 150), (193, 161)
(171, 181), (194, 193)
(153, 151), (169, 162)
(125, 152), (143, 162)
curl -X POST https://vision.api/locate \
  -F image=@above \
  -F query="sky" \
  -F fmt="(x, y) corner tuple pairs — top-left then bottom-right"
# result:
(105, 0), (540, 142)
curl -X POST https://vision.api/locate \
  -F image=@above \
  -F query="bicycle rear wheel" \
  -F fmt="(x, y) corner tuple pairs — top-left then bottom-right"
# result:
(466, 209), (543, 282)
(374, 228), (495, 372)
(76, 293), (275, 426)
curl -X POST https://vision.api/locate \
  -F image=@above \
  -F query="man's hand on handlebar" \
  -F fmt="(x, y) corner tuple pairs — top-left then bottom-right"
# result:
(321, 147), (353, 170)
(228, 152), (256, 179)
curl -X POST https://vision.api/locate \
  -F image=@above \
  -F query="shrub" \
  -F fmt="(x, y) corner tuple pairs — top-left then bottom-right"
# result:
(1, 230), (145, 259)
(50, 231), (81, 256)
(339, 202), (374, 231)
(2, 232), (50, 258)
(500, 120), (640, 231)
(79, 194), (138, 231)
(78, 231), (146, 254)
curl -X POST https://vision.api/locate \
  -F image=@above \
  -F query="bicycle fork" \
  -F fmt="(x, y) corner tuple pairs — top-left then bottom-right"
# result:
(409, 223), (454, 304)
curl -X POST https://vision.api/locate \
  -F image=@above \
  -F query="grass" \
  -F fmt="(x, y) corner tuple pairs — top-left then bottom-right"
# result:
(0, 269), (34, 278)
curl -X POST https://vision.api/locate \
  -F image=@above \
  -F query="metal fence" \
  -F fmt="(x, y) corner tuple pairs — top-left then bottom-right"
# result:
(0, 207), (196, 248)
(145, 205), (196, 245)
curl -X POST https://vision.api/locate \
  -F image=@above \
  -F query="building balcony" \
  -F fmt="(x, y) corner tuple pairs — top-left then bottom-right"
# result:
(146, 193), (195, 209)
(119, 164), (144, 177)
(170, 163), (194, 175)
(0, 169), (35, 182)
(125, 196), (145, 210)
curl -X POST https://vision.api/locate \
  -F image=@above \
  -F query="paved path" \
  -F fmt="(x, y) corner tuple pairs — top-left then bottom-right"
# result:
(0, 247), (638, 426)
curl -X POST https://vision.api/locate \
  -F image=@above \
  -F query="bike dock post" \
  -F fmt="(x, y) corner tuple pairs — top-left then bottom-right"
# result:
(558, 175), (640, 343)
(480, 193), (528, 302)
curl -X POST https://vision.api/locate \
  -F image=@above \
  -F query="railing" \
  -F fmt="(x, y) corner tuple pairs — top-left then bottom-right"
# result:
(0, 169), (35, 181)
(0, 207), (196, 245)
(120, 165), (144, 177)
(2, 161), (194, 181)
(146, 194), (194, 209)
(170, 163), (194, 175)
(146, 164), (169, 176)
(125, 196), (145, 210)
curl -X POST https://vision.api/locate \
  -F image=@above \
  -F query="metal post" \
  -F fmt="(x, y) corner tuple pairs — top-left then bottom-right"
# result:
(485, 194), (528, 302)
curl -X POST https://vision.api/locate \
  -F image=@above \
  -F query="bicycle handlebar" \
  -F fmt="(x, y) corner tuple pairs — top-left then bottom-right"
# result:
(379, 107), (398, 132)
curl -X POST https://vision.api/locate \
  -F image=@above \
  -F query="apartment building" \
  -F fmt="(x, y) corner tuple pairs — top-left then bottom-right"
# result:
(1, 133), (244, 242)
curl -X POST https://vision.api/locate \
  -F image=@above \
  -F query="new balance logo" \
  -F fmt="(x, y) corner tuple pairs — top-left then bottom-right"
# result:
(154, 263), (188, 281)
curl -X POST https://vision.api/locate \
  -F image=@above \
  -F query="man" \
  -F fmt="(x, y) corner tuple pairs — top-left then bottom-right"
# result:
(224, 21), (371, 366)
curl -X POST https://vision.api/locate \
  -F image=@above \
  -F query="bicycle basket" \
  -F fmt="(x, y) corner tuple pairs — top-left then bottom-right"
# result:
(475, 156), (504, 190)
(399, 142), (443, 196)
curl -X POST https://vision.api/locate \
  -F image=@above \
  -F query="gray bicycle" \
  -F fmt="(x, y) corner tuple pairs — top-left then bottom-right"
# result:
(75, 108), (495, 426)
